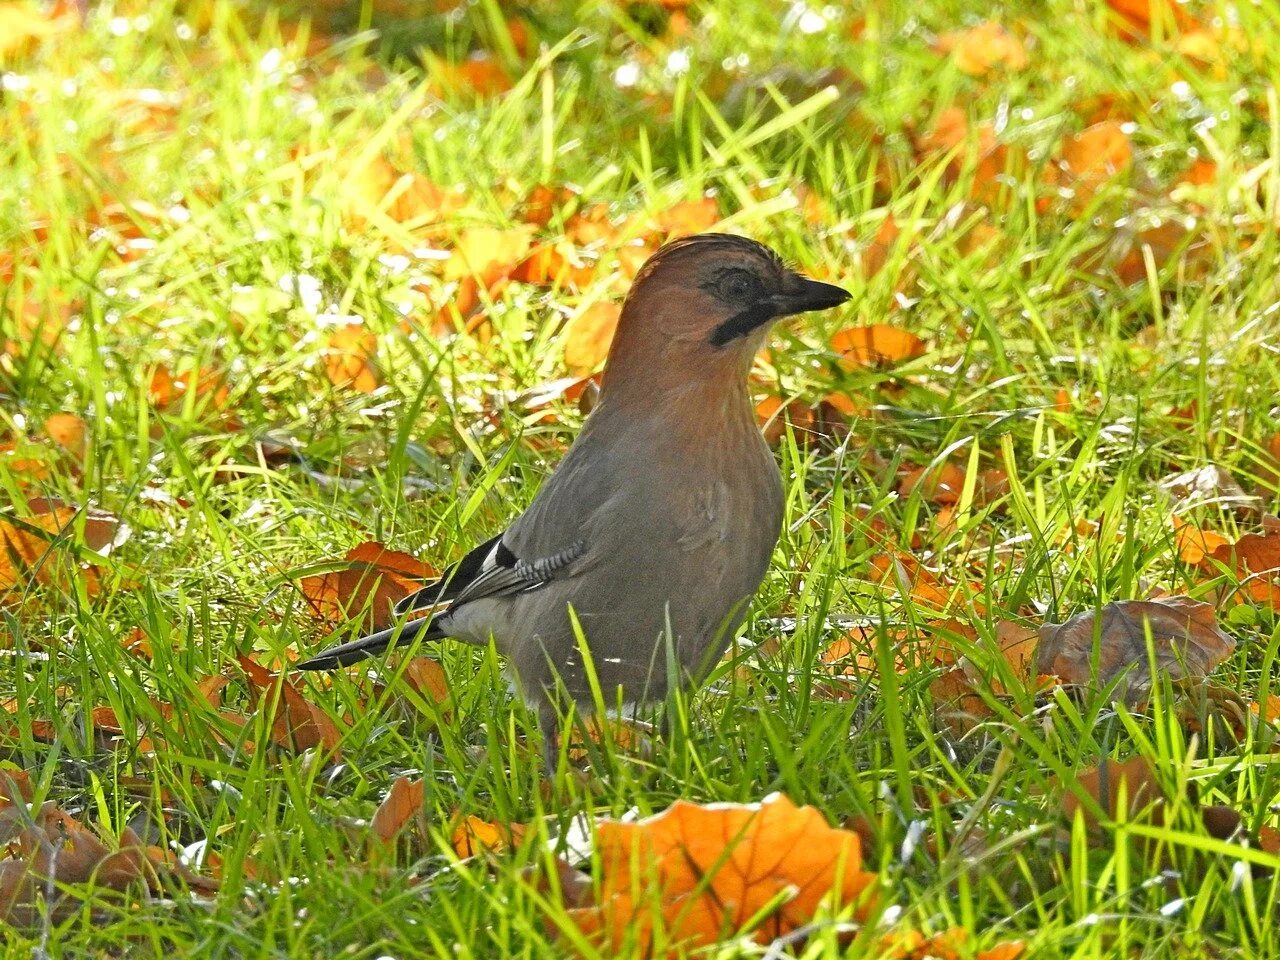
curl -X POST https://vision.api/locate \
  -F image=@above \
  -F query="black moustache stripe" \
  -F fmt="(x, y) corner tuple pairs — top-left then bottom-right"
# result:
(709, 302), (774, 347)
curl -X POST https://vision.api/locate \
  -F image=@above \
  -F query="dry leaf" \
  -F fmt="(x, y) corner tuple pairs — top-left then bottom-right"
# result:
(1035, 597), (1235, 698)
(322, 323), (379, 393)
(562, 302), (621, 374)
(299, 541), (436, 633)
(899, 462), (967, 504)
(41, 412), (86, 458)
(1053, 121), (1133, 207)
(371, 776), (426, 844)
(396, 657), (450, 705)
(881, 927), (1025, 960)
(860, 214), (900, 279)
(451, 814), (525, 858)
(832, 325), (925, 368)
(652, 196), (719, 236)
(564, 793), (877, 955)
(1172, 518), (1230, 566)
(936, 22), (1028, 76)
(1160, 464), (1262, 516)
(237, 655), (343, 753)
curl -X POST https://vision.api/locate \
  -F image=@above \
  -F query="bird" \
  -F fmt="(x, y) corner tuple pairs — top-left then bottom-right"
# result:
(296, 233), (851, 770)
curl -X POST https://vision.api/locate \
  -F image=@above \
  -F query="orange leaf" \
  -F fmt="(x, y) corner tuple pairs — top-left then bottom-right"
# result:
(832, 325), (925, 368)
(562, 302), (621, 374)
(371, 776), (426, 844)
(1054, 121), (1133, 207)
(237, 655), (343, 753)
(443, 226), (535, 286)
(397, 656), (451, 705)
(899, 462), (967, 505)
(428, 51), (513, 97)
(861, 214), (900, 279)
(652, 196), (719, 236)
(322, 323), (379, 393)
(565, 793), (877, 955)
(299, 540), (436, 633)
(1172, 517), (1229, 566)
(1105, 0), (1197, 38)
(451, 814), (525, 858)
(41, 413), (86, 458)
(936, 22), (1028, 76)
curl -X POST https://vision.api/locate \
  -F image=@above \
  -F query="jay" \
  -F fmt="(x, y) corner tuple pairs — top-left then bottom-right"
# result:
(297, 233), (850, 769)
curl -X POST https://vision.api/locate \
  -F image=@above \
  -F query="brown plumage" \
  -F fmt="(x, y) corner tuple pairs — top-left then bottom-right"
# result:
(297, 233), (851, 771)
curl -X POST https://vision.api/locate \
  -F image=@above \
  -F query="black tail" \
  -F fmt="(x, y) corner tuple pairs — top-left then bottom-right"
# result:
(294, 615), (445, 671)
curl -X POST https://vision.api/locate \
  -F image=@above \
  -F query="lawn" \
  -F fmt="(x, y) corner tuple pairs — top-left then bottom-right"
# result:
(2, 0), (1280, 957)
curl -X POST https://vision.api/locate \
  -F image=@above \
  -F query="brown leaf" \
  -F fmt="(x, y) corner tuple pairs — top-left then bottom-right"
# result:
(322, 323), (379, 393)
(899, 462), (967, 505)
(936, 22), (1028, 76)
(1053, 122), (1133, 208)
(832, 325), (925, 368)
(562, 302), (621, 374)
(299, 541), (436, 633)
(1160, 464), (1262, 516)
(41, 412), (86, 458)
(451, 814), (525, 858)
(396, 657), (451, 706)
(563, 793), (878, 955)
(370, 776), (426, 844)
(1035, 597), (1235, 698)
(26, 498), (127, 553)
(237, 655), (343, 753)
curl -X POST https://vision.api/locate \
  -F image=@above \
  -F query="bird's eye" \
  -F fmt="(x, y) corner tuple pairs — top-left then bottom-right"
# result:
(716, 269), (761, 303)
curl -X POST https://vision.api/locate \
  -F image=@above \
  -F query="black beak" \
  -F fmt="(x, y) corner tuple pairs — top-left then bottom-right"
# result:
(771, 276), (852, 316)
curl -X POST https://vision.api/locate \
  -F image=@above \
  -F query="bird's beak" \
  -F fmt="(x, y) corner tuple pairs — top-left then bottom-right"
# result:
(770, 275), (851, 317)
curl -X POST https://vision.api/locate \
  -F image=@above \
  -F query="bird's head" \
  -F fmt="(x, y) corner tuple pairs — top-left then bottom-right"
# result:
(603, 233), (850, 394)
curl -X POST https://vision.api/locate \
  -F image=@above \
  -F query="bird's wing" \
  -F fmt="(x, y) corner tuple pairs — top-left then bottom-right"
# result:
(395, 531), (587, 615)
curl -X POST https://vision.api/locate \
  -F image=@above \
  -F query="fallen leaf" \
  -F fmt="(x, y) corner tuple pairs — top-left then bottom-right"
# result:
(451, 814), (525, 858)
(832, 325), (925, 368)
(427, 50), (513, 97)
(881, 927), (1026, 960)
(41, 412), (86, 458)
(899, 462), (967, 505)
(443, 226), (536, 287)
(322, 323), (379, 393)
(562, 302), (621, 374)
(860, 214), (900, 279)
(1160, 464), (1262, 516)
(1105, 0), (1197, 39)
(1035, 597), (1235, 698)
(1172, 518), (1229, 566)
(299, 541), (436, 633)
(396, 657), (450, 705)
(652, 196), (719, 236)
(237, 655), (343, 753)
(370, 776), (426, 844)
(1052, 121), (1133, 208)
(936, 22), (1028, 76)
(147, 365), (229, 411)
(563, 793), (877, 955)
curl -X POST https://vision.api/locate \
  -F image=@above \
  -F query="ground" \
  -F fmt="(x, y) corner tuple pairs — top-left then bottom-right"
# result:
(1, 0), (1279, 957)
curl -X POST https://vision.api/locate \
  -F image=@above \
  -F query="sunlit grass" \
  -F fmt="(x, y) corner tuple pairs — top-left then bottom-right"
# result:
(2, 0), (1279, 956)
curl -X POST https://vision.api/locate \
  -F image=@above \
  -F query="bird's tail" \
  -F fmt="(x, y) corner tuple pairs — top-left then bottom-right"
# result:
(294, 614), (445, 671)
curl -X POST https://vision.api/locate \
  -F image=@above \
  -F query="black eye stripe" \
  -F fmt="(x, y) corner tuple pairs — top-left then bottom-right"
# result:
(709, 302), (775, 347)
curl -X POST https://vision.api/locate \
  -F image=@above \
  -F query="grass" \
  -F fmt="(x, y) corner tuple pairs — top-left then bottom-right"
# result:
(2, 0), (1280, 956)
